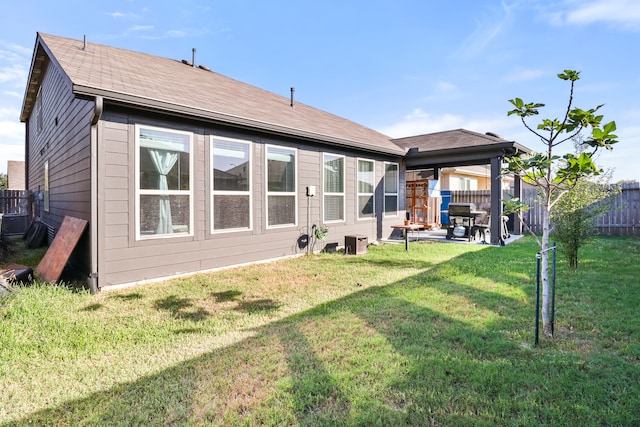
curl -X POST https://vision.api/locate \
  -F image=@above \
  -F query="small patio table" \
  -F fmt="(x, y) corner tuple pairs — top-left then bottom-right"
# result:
(390, 223), (423, 251)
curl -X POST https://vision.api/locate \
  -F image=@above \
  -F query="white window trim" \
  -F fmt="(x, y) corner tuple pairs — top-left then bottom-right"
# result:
(210, 136), (253, 234)
(323, 153), (346, 223)
(134, 124), (194, 240)
(356, 158), (375, 220)
(384, 161), (399, 217)
(44, 160), (50, 213)
(265, 144), (298, 229)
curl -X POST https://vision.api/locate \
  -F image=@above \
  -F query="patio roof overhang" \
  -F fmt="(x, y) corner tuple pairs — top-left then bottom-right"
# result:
(394, 129), (532, 170)
(403, 141), (529, 170)
(393, 129), (533, 245)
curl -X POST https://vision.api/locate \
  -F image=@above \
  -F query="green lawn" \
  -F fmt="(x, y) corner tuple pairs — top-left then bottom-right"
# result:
(1, 236), (638, 426)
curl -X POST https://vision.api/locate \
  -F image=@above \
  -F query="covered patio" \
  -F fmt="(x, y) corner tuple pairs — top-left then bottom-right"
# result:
(393, 129), (532, 246)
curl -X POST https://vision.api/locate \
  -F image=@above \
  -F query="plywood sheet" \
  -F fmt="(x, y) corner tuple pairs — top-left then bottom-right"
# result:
(36, 216), (88, 283)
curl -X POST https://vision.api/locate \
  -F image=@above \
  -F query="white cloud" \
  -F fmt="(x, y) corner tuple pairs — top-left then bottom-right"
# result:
(0, 44), (29, 90)
(0, 120), (25, 175)
(0, 42), (29, 174)
(106, 11), (142, 20)
(377, 108), (519, 140)
(0, 64), (26, 85)
(435, 81), (457, 92)
(377, 109), (463, 138)
(456, 1), (519, 59)
(2, 90), (23, 99)
(551, 0), (640, 31)
(0, 120), (23, 138)
(504, 68), (546, 83)
(166, 30), (187, 38)
(0, 107), (20, 120)
(129, 25), (154, 32)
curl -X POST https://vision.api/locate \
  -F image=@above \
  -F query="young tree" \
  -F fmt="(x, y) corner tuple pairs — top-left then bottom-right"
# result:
(551, 170), (619, 270)
(504, 70), (618, 338)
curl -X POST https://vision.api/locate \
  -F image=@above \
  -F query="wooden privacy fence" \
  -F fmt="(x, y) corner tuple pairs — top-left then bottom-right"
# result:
(0, 190), (30, 214)
(592, 182), (640, 236)
(451, 182), (640, 237)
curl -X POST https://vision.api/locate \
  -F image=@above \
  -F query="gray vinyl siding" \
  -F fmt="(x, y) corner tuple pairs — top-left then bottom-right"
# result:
(97, 108), (404, 288)
(26, 59), (93, 237)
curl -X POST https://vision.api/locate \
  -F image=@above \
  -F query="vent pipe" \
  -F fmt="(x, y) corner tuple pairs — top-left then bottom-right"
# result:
(192, 48), (196, 67)
(83, 35), (88, 51)
(290, 87), (295, 108)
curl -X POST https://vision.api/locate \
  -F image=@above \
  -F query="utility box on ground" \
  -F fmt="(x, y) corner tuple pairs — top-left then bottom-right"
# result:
(345, 234), (368, 255)
(1, 213), (28, 236)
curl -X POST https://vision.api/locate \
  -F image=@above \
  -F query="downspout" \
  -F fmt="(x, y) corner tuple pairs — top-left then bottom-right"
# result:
(88, 96), (103, 294)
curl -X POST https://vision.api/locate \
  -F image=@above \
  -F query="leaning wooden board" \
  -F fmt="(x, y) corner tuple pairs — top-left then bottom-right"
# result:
(36, 216), (88, 283)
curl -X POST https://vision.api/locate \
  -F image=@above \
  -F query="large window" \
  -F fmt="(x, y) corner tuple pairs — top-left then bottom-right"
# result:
(323, 153), (345, 222)
(211, 137), (251, 232)
(384, 162), (399, 216)
(136, 125), (193, 239)
(357, 159), (375, 219)
(266, 145), (297, 227)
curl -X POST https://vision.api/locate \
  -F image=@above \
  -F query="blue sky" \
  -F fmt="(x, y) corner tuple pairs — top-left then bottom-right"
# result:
(1, 0), (638, 181)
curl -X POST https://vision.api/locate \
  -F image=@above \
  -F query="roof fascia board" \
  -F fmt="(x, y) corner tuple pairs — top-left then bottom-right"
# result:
(74, 85), (405, 156)
(404, 148), (511, 169)
(407, 142), (518, 157)
(20, 36), (50, 121)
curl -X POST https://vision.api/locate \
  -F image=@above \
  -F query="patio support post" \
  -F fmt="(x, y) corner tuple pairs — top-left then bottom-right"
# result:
(490, 156), (502, 245)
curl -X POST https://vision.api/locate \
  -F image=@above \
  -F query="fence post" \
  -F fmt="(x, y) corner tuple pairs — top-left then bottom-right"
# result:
(535, 252), (541, 347)
(551, 242), (557, 336)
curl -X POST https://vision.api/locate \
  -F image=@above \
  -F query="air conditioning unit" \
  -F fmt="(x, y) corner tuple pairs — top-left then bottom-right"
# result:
(345, 234), (368, 255)
(1, 213), (28, 236)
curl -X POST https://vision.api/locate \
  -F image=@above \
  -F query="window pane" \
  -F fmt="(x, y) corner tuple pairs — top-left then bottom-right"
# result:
(324, 155), (344, 193)
(267, 147), (295, 192)
(268, 195), (296, 226)
(324, 195), (344, 221)
(358, 160), (374, 193)
(384, 163), (398, 193)
(213, 139), (250, 191)
(385, 195), (398, 214)
(140, 194), (190, 235)
(214, 194), (250, 229)
(358, 195), (374, 218)
(140, 128), (190, 191)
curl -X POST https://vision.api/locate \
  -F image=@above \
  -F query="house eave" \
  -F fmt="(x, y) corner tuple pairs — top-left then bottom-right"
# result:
(72, 85), (407, 157)
(404, 142), (526, 169)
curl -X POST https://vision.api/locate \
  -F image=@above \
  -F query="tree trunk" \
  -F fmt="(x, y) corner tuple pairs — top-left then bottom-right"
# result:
(541, 205), (553, 337)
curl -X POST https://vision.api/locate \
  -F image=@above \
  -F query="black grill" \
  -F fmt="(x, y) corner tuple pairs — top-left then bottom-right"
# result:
(446, 203), (484, 241)
(447, 203), (477, 216)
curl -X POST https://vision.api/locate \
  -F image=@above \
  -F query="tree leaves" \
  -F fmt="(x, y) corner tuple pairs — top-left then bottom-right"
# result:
(557, 69), (580, 81)
(503, 70), (618, 188)
(507, 98), (545, 117)
(555, 152), (601, 186)
(584, 121), (618, 150)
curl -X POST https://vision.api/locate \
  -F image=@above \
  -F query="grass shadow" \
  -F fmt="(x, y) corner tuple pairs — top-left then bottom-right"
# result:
(212, 290), (242, 302)
(110, 293), (143, 301)
(81, 303), (103, 312)
(235, 298), (281, 313)
(154, 295), (210, 322)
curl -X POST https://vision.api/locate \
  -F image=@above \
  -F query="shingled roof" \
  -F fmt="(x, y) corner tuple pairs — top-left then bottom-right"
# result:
(21, 33), (405, 156)
(394, 129), (531, 169)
